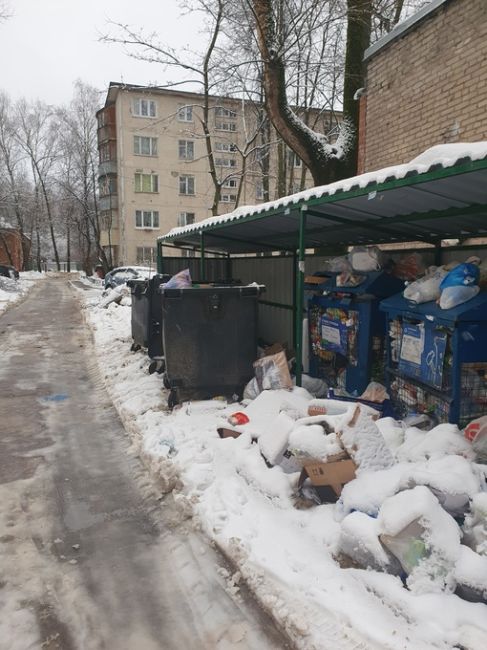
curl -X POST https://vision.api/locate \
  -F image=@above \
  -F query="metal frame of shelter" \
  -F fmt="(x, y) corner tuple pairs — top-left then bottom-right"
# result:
(157, 153), (487, 386)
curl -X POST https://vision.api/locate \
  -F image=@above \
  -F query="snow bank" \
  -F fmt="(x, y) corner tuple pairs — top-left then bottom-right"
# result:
(79, 287), (487, 650)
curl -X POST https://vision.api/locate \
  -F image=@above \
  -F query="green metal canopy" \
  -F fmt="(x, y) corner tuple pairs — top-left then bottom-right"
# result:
(159, 148), (487, 255)
(157, 143), (487, 384)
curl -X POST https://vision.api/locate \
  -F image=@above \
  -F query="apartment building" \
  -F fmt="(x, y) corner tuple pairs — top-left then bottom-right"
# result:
(96, 83), (338, 266)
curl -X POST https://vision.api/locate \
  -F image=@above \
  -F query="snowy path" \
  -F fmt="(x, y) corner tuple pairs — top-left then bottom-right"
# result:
(0, 277), (291, 650)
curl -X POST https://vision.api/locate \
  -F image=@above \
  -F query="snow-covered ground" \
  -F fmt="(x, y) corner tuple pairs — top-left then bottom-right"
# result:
(0, 271), (46, 314)
(79, 281), (487, 650)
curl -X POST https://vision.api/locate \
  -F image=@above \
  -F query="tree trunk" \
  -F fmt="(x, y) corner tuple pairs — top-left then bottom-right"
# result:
(342, 0), (372, 178)
(252, 0), (339, 186)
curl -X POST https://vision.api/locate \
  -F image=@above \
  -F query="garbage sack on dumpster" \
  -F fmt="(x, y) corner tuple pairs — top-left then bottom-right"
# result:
(403, 267), (447, 304)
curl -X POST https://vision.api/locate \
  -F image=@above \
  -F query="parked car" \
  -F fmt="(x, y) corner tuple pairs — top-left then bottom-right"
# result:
(0, 264), (19, 280)
(104, 266), (156, 290)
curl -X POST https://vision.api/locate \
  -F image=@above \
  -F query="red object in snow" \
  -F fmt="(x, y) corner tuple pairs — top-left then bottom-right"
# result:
(227, 412), (250, 426)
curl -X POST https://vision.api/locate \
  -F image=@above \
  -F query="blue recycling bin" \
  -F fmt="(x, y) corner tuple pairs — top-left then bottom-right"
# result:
(380, 291), (487, 426)
(308, 271), (404, 395)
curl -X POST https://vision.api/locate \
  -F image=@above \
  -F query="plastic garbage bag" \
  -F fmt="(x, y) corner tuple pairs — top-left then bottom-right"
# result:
(465, 415), (487, 463)
(440, 262), (480, 289)
(163, 268), (192, 289)
(360, 381), (389, 403)
(348, 246), (382, 272)
(378, 486), (461, 594)
(403, 267), (447, 304)
(439, 285), (480, 310)
(326, 256), (353, 274)
(338, 511), (402, 574)
(393, 252), (426, 281)
(463, 493), (487, 556)
(253, 350), (293, 391)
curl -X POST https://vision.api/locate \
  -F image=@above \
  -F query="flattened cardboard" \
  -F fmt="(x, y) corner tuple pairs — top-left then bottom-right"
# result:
(298, 456), (357, 500)
(217, 427), (242, 439)
(305, 275), (326, 285)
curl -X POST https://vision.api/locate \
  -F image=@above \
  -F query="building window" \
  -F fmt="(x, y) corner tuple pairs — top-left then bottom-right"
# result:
(99, 176), (117, 196)
(136, 246), (157, 264)
(99, 143), (111, 162)
(134, 173), (158, 193)
(215, 106), (237, 119)
(133, 98), (156, 118)
(215, 121), (237, 132)
(256, 181), (264, 200)
(100, 211), (118, 230)
(179, 175), (195, 195)
(181, 249), (195, 258)
(288, 150), (302, 168)
(220, 194), (237, 203)
(134, 136), (158, 156)
(177, 212), (195, 227)
(135, 210), (159, 229)
(223, 178), (238, 189)
(178, 140), (194, 160)
(215, 141), (235, 152)
(178, 104), (193, 122)
(215, 158), (237, 167)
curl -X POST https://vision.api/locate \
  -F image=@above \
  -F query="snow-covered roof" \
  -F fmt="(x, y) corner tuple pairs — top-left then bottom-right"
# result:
(159, 142), (487, 254)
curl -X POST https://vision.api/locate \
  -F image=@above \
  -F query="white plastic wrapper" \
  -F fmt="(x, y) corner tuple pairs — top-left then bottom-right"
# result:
(348, 246), (382, 272)
(439, 284), (480, 309)
(403, 267), (447, 304)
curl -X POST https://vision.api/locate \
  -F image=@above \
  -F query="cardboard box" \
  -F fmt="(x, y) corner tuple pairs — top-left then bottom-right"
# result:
(305, 275), (326, 285)
(297, 454), (357, 503)
(217, 427), (242, 439)
(217, 427), (258, 443)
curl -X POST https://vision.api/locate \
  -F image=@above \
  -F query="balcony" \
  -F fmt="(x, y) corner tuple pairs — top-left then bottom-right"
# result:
(97, 124), (116, 143)
(98, 195), (118, 211)
(98, 160), (118, 176)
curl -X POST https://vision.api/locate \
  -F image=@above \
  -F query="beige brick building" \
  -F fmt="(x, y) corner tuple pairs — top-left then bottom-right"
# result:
(359, 0), (487, 173)
(96, 83), (337, 266)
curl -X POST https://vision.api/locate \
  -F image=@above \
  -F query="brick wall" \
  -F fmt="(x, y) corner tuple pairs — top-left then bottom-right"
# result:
(0, 229), (26, 270)
(362, 0), (487, 172)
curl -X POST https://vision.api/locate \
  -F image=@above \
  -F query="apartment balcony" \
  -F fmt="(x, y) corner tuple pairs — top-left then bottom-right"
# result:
(98, 160), (118, 176)
(98, 195), (118, 211)
(97, 124), (117, 143)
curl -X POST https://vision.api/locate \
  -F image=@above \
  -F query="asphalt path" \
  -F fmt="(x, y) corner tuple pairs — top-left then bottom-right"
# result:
(0, 277), (291, 650)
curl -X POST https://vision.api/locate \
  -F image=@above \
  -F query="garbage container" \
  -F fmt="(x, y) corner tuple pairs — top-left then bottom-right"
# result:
(127, 274), (169, 359)
(308, 271), (404, 395)
(160, 285), (264, 406)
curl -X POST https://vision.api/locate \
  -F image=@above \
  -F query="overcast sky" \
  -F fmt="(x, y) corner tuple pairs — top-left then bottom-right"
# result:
(0, 0), (204, 106)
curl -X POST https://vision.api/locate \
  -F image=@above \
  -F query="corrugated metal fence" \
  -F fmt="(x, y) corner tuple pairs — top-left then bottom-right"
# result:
(160, 246), (487, 347)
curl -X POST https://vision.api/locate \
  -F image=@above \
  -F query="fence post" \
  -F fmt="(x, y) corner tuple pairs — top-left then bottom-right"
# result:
(295, 207), (307, 387)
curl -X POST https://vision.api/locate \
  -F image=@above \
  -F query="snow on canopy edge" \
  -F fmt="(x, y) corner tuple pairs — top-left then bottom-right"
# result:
(159, 141), (487, 242)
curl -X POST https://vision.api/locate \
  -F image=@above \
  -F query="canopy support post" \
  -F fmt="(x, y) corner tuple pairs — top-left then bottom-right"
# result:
(157, 241), (164, 274)
(295, 208), (307, 387)
(200, 233), (205, 280)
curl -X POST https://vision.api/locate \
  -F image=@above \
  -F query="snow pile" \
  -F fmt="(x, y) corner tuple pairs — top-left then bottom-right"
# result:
(0, 270), (46, 314)
(378, 486), (461, 594)
(80, 286), (487, 650)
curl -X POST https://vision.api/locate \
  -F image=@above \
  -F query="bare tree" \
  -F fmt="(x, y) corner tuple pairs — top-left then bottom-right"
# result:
(0, 1), (11, 22)
(0, 93), (34, 269)
(16, 100), (62, 270)
(58, 81), (108, 272)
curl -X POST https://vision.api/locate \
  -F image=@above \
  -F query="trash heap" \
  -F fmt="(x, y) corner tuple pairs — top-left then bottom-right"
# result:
(215, 348), (487, 604)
